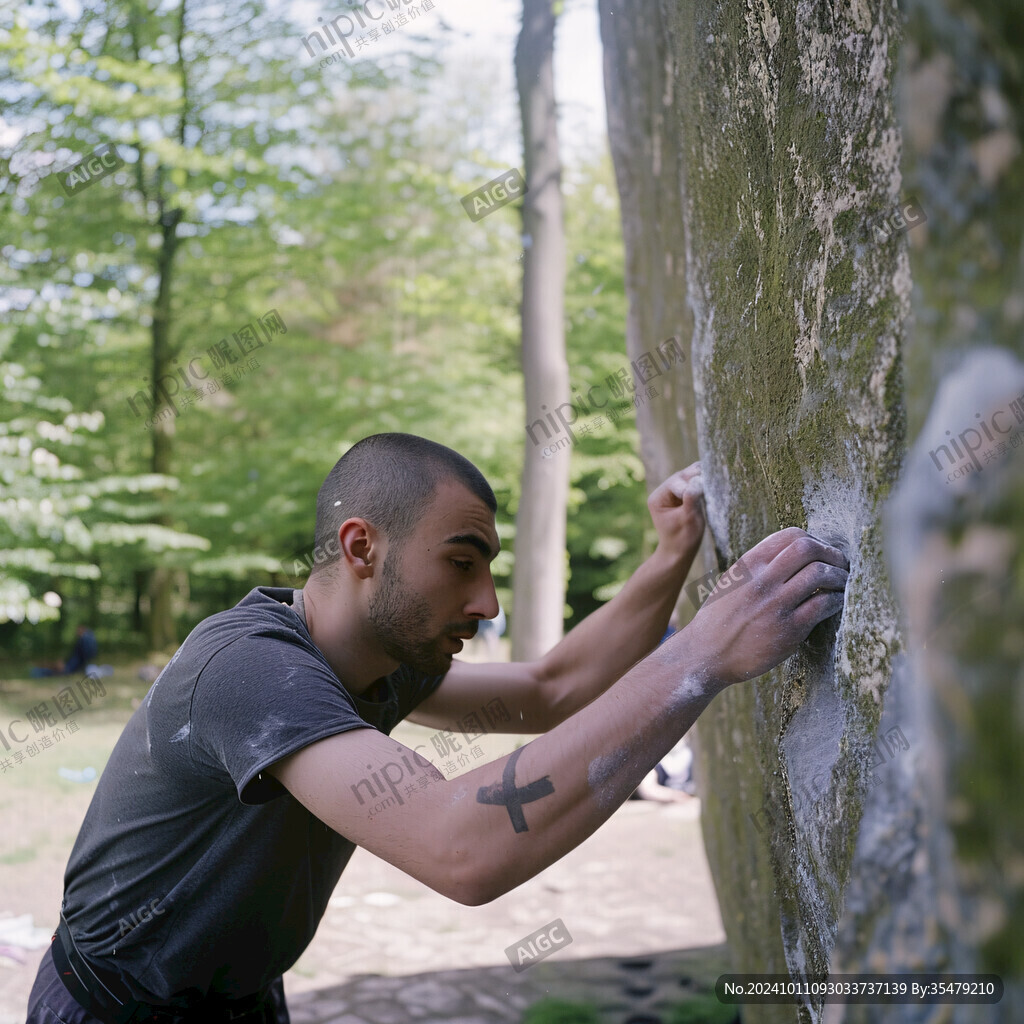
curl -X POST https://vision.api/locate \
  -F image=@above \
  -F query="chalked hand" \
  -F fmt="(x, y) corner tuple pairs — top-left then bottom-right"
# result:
(685, 527), (849, 688)
(647, 463), (706, 560)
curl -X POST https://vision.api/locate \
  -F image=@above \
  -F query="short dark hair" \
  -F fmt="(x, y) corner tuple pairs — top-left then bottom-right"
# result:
(310, 433), (496, 576)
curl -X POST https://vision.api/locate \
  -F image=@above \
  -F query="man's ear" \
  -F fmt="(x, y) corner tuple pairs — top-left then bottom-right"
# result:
(337, 518), (383, 580)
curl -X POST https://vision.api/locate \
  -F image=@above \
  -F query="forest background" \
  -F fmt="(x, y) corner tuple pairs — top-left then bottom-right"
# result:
(0, 0), (647, 661)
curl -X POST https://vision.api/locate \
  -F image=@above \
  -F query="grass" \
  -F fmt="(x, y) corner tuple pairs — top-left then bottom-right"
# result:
(518, 942), (741, 1024)
(520, 993), (740, 1024)
(0, 663), (145, 929)
(523, 999), (602, 1024)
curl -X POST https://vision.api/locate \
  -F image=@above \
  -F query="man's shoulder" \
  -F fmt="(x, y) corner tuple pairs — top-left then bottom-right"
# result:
(221, 584), (302, 619)
(191, 586), (306, 643)
(152, 587), (316, 688)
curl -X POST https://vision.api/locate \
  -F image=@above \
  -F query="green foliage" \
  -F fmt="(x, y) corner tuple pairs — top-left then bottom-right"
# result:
(1, 0), (646, 653)
(521, 997), (602, 1024)
(666, 992), (739, 1024)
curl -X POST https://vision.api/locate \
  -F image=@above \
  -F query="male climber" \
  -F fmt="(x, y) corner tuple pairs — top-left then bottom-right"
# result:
(27, 432), (848, 1024)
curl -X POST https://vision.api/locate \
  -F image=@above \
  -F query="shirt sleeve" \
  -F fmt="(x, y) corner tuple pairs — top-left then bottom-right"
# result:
(188, 633), (373, 804)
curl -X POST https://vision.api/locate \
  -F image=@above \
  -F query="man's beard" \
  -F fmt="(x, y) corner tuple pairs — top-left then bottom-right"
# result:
(367, 552), (453, 675)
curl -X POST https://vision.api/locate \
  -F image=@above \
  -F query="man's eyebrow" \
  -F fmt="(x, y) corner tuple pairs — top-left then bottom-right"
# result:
(443, 534), (498, 559)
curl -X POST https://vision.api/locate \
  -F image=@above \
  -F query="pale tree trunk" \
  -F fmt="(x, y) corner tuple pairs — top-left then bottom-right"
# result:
(512, 0), (569, 661)
(598, 0), (696, 490)
(147, 204), (182, 653)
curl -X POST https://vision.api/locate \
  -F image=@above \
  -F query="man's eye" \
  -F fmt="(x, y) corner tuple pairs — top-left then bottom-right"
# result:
(452, 560), (473, 572)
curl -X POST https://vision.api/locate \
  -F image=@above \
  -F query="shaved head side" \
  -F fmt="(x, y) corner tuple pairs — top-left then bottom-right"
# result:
(310, 433), (496, 577)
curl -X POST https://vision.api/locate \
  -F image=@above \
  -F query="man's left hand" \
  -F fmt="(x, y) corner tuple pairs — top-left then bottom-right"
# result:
(647, 463), (706, 561)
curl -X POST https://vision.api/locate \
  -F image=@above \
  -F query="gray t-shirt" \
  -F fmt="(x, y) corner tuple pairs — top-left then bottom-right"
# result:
(60, 586), (445, 1003)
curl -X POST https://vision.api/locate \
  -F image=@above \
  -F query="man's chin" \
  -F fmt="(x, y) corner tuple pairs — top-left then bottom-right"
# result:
(402, 649), (454, 676)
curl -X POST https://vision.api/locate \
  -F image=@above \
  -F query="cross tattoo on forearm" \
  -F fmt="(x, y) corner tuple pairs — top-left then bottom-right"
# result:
(476, 745), (554, 833)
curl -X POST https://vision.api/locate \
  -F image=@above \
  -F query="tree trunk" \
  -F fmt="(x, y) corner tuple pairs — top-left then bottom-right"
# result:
(598, 0), (697, 491)
(139, 0), (189, 653)
(512, 0), (570, 661)
(147, 205), (183, 652)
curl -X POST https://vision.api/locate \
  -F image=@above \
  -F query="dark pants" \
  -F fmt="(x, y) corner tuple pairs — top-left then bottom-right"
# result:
(27, 944), (290, 1024)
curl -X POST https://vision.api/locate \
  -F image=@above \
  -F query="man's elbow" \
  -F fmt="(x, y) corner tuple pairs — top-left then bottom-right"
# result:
(428, 847), (511, 907)
(444, 881), (494, 907)
(442, 874), (509, 907)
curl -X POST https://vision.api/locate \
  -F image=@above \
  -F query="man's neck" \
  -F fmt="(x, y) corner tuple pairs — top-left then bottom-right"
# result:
(299, 582), (399, 696)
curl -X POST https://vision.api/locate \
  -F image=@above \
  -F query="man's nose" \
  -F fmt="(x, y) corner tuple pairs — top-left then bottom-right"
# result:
(467, 575), (500, 621)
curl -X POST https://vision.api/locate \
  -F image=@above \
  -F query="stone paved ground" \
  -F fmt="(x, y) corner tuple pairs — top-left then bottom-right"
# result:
(279, 797), (728, 1023)
(285, 943), (735, 1024)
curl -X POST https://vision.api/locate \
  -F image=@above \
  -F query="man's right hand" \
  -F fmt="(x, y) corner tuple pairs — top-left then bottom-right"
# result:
(681, 527), (849, 689)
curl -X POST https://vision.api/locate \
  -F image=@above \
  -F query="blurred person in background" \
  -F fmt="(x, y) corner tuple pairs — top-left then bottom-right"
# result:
(31, 624), (98, 677)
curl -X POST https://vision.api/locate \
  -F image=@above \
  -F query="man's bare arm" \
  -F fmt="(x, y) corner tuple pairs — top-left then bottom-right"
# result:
(270, 528), (848, 906)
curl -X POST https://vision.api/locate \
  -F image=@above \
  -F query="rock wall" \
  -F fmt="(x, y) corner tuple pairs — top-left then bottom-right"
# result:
(599, 2), (1020, 1020)
(664, 3), (907, 1018)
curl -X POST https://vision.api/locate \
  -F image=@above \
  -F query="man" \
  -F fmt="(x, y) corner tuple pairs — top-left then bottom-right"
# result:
(27, 433), (848, 1024)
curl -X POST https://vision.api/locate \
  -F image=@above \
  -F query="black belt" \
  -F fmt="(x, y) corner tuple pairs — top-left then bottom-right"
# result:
(51, 915), (274, 1023)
